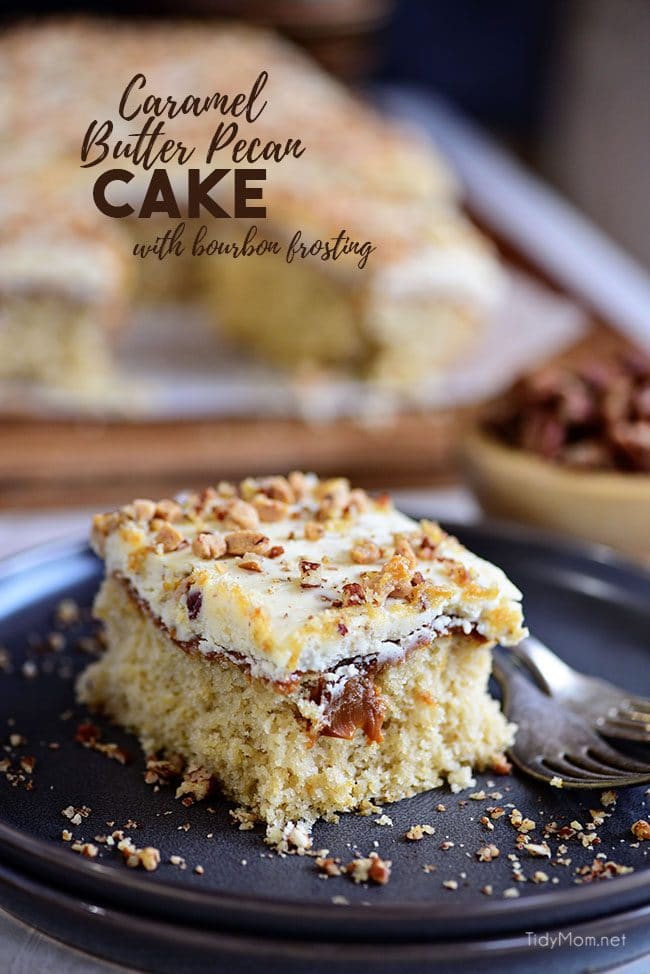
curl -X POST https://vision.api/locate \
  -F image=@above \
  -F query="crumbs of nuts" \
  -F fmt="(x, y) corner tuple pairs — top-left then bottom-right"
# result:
(346, 852), (391, 885)
(631, 819), (650, 841)
(71, 841), (98, 859)
(316, 856), (342, 878)
(61, 805), (91, 827)
(405, 824), (435, 841)
(476, 844), (500, 862)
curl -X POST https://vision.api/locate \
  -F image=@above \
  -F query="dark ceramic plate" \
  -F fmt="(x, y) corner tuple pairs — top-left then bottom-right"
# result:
(0, 522), (649, 949)
(2, 857), (650, 974)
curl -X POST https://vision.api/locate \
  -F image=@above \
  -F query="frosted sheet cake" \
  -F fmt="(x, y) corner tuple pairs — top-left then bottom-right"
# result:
(78, 473), (525, 837)
(1, 19), (503, 391)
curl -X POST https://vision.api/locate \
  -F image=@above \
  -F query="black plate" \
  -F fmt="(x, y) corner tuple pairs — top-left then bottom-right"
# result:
(0, 523), (649, 946)
(2, 857), (650, 974)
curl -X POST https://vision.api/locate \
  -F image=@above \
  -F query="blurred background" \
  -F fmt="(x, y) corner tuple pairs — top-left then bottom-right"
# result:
(0, 0), (648, 559)
(2, 0), (648, 267)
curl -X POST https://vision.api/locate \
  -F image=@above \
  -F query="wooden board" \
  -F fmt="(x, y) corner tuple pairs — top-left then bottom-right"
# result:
(0, 409), (469, 509)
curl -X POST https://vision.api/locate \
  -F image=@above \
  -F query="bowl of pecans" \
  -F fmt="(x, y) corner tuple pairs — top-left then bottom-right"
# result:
(464, 352), (650, 560)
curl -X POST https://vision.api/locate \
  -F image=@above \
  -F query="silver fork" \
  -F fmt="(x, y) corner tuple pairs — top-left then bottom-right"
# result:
(513, 636), (650, 743)
(492, 652), (650, 788)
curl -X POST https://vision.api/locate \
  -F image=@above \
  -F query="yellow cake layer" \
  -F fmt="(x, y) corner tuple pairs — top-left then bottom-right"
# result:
(77, 576), (515, 831)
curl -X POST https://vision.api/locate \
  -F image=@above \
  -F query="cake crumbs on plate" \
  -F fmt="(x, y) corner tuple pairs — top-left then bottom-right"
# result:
(346, 852), (391, 885)
(374, 814), (393, 827)
(405, 824), (435, 841)
(631, 819), (650, 841)
(70, 841), (99, 859)
(315, 856), (342, 877)
(61, 805), (91, 826)
(74, 721), (131, 765)
(229, 807), (257, 831)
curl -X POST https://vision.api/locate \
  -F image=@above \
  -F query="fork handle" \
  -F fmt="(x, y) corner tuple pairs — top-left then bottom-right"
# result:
(511, 635), (576, 695)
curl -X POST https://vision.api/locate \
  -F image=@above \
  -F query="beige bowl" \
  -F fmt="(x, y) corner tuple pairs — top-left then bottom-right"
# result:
(463, 427), (650, 561)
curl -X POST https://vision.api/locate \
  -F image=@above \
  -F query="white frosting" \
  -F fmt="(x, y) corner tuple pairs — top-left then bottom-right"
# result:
(0, 244), (122, 302)
(374, 245), (505, 308)
(97, 477), (525, 682)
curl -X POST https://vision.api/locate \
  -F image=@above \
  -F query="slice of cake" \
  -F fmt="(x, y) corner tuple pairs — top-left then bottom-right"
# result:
(0, 157), (129, 390)
(78, 473), (525, 837)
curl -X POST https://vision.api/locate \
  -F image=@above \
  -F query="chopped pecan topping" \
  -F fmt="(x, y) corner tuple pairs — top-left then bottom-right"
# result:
(288, 470), (308, 499)
(304, 521), (324, 541)
(225, 531), (270, 556)
(155, 523), (184, 553)
(346, 488), (369, 514)
(438, 559), (470, 585)
(91, 512), (121, 554)
(364, 554), (413, 605)
(194, 486), (219, 512)
(239, 556), (264, 572)
(314, 477), (351, 520)
(187, 589), (202, 619)
(393, 534), (417, 568)
(267, 545), (285, 558)
(258, 475), (296, 504)
(300, 559), (322, 588)
(192, 532), (226, 559)
(351, 540), (381, 564)
(342, 582), (365, 606)
(420, 519), (445, 547)
(133, 498), (156, 522)
(222, 499), (260, 531)
(217, 481), (237, 498)
(154, 499), (183, 523)
(253, 496), (289, 522)
(301, 559), (321, 572)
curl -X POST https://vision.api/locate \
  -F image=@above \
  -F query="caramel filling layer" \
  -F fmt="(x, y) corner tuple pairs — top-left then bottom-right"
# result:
(113, 572), (485, 743)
